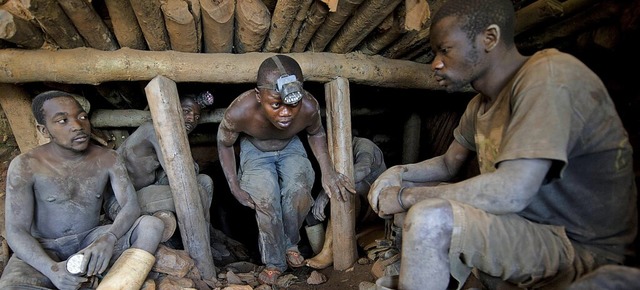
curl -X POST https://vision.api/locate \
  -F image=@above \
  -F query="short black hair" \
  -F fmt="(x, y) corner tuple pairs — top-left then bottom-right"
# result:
(256, 55), (303, 88)
(31, 90), (79, 125)
(432, 0), (515, 47)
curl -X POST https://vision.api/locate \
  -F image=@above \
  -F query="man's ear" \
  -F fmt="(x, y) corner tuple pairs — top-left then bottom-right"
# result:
(483, 24), (500, 52)
(36, 124), (50, 139)
(254, 88), (261, 103)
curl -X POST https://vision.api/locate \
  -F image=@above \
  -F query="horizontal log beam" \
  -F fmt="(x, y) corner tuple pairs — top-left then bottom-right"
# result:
(0, 47), (447, 90)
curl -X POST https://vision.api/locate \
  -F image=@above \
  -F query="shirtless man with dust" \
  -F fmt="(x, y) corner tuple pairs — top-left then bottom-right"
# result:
(1, 90), (163, 289)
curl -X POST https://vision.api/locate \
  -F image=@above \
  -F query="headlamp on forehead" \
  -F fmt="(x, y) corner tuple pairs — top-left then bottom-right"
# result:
(260, 56), (304, 105)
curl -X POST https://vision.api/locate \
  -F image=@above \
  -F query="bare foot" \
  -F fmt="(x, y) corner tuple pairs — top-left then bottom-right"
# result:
(305, 247), (333, 269)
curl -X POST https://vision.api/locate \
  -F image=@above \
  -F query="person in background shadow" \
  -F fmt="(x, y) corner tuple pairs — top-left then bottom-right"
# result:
(104, 91), (215, 243)
(1, 91), (164, 289)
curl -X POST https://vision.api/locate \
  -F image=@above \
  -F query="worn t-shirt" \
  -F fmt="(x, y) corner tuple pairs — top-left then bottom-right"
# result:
(453, 48), (637, 263)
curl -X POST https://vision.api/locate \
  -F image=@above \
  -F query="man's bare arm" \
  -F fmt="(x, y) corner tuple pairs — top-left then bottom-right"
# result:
(108, 152), (141, 238)
(217, 119), (255, 208)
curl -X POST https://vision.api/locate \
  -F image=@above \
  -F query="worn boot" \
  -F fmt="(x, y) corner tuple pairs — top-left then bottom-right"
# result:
(96, 248), (156, 290)
(305, 223), (326, 255)
(305, 220), (333, 269)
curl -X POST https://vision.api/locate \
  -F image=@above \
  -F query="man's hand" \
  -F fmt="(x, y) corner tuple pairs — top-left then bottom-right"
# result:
(78, 232), (116, 277)
(368, 165), (404, 214)
(232, 188), (256, 209)
(312, 190), (330, 221)
(377, 186), (409, 217)
(49, 260), (89, 290)
(322, 170), (355, 202)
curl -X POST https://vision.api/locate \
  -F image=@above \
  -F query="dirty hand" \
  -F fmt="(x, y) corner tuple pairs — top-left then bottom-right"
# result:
(232, 188), (256, 209)
(368, 165), (404, 214)
(377, 186), (408, 217)
(78, 232), (116, 277)
(50, 261), (88, 290)
(312, 190), (330, 221)
(322, 170), (355, 202)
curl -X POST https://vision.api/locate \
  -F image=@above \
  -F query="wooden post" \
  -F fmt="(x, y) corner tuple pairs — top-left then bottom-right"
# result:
(262, 0), (301, 52)
(144, 75), (215, 280)
(57, 0), (118, 51)
(308, 0), (365, 52)
(0, 83), (45, 152)
(291, 0), (328, 52)
(130, 0), (171, 51)
(103, 0), (147, 50)
(234, 0), (270, 53)
(161, 0), (199, 53)
(201, 0), (234, 53)
(324, 76), (357, 270)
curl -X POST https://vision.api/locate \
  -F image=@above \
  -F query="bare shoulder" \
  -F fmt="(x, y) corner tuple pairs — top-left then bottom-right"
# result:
(222, 90), (257, 130)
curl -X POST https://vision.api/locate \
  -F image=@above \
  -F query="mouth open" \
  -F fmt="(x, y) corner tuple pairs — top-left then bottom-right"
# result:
(73, 134), (88, 143)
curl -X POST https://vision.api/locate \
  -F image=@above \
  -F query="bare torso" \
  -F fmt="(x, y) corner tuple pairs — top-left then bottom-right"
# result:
(116, 122), (161, 190)
(15, 143), (116, 239)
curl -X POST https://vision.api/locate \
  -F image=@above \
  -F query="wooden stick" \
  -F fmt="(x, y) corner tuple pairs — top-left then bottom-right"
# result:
(0, 83), (44, 152)
(327, 0), (403, 53)
(144, 75), (215, 280)
(201, 0), (234, 53)
(57, 0), (118, 51)
(23, 0), (85, 48)
(161, 0), (199, 53)
(324, 76), (357, 271)
(104, 0), (147, 50)
(280, 0), (313, 53)
(263, 0), (301, 52)
(130, 0), (171, 51)
(0, 48), (455, 90)
(308, 0), (365, 52)
(291, 0), (328, 52)
(234, 0), (270, 53)
(0, 9), (44, 48)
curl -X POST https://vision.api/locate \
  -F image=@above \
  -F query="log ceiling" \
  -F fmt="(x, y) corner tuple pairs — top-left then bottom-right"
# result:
(0, 0), (638, 109)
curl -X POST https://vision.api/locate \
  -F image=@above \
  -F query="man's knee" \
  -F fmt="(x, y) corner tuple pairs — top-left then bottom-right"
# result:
(404, 198), (454, 233)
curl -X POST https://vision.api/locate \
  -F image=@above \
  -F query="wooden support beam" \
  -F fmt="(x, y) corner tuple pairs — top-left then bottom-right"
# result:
(23, 0), (85, 48)
(201, 0), (234, 53)
(130, 0), (171, 51)
(144, 75), (215, 280)
(291, 0), (328, 52)
(357, 3), (406, 55)
(308, 0), (365, 52)
(263, 0), (301, 52)
(404, 0), (429, 31)
(0, 9), (43, 48)
(327, 0), (403, 53)
(324, 76), (357, 271)
(161, 0), (199, 53)
(280, 0), (313, 53)
(234, 0), (270, 53)
(57, 0), (118, 51)
(0, 48), (456, 90)
(0, 83), (45, 152)
(103, 0), (147, 50)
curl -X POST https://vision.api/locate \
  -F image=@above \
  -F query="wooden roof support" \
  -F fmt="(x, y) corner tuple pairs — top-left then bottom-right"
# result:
(23, 0), (85, 48)
(104, 0), (147, 50)
(0, 48), (451, 90)
(201, 0), (234, 53)
(263, 0), (301, 52)
(0, 83), (43, 153)
(308, 0), (365, 52)
(327, 0), (403, 53)
(325, 76), (357, 271)
(234, 0), (270, 53)
(0, 9), (44, 49)
(161, 0), (199, 53)
(145, 75), (216, 281)
(57, 0), (118, 51)
(357, 2), (406, 55)
(130, 0), (171, 51)
(280, 0), (313, 53)
(291, 0), (328, 53)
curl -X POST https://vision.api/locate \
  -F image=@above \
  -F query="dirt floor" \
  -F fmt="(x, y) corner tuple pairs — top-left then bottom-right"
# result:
(286, 262), (378, 290)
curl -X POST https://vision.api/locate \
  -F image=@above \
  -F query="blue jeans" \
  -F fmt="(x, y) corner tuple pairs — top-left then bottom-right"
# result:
(239, 136), (314, 271)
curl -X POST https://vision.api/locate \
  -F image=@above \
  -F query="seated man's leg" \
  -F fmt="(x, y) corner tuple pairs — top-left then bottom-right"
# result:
(197, 173), (214, 222)
(403, 199), (592, 290)
(0, 254), (57, 289)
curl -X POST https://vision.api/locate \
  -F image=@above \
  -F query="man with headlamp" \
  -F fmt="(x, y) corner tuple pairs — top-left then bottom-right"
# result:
(217, 55), (355, 285)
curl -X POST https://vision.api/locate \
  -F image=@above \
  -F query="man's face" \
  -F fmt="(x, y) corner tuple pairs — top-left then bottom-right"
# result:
(430, 16), (482, 93)
(181, 98), (201, 134)
(39, 96), (91, 152)
(255, 86), (302, 130)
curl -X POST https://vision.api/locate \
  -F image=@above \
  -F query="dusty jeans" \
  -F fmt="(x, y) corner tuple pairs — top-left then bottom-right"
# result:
(238, 136), (314, 272)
